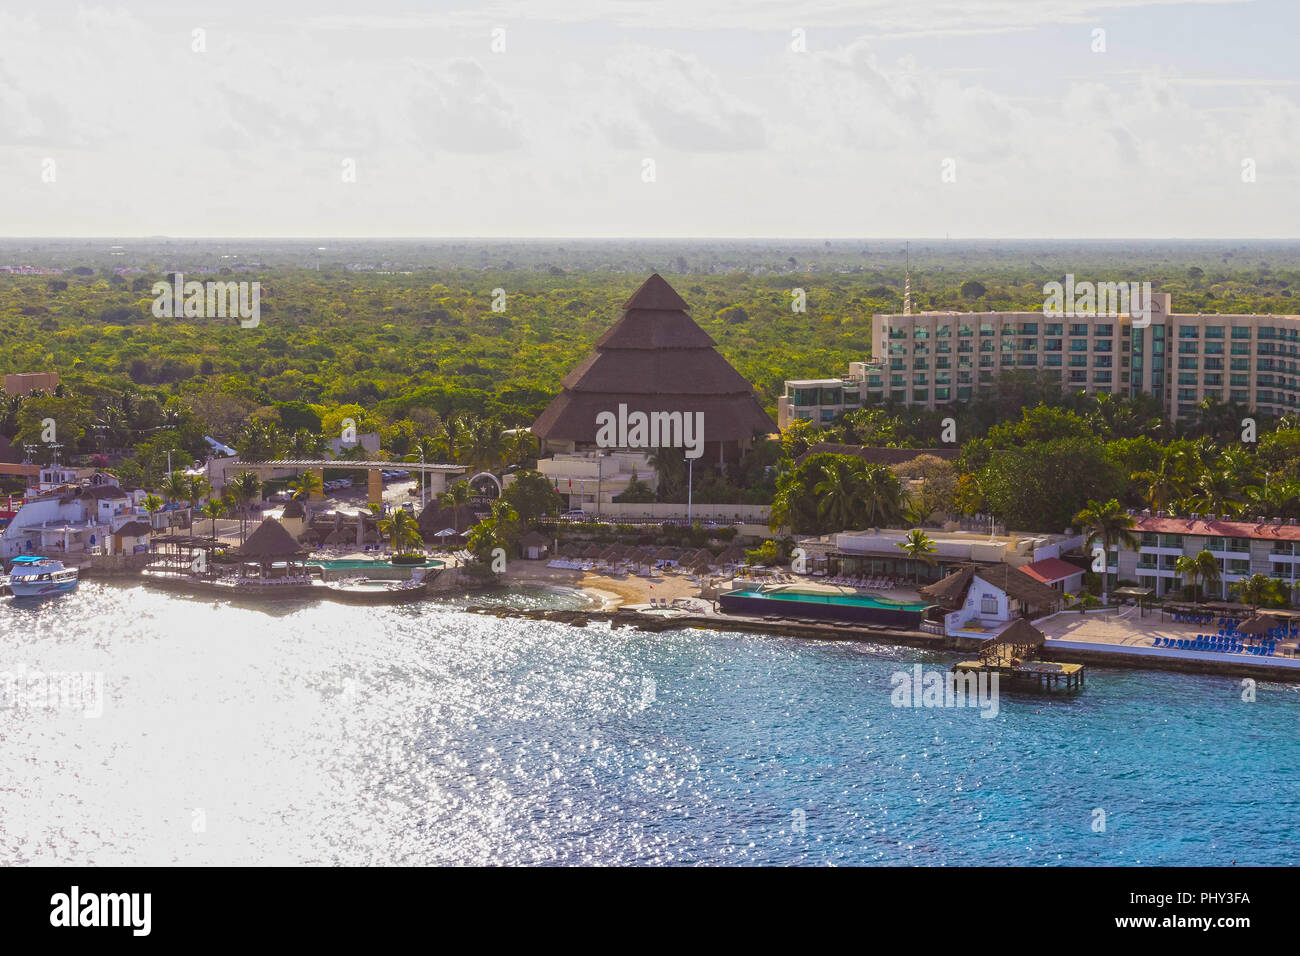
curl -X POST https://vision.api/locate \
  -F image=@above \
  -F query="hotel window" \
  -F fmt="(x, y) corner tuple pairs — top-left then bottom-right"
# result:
(1178, 357), (1199, 370)
(1204, 358), (1224, 370)
(937, 325), (952, 337)
(1095, 324), (1113, 337)
(1231, 343), (1250, 355)
(1179, 326), (1200, 339)
(1095, 340), (1112, 352)
(1205, 326), (1224, 338)
(980, 323), (995, 336)
(1069, 370), (1087, 383)
(980, 595), (998, 615)
(1094, 371), (1112, 383)
(1069, 339), (1089, 351)
(1019, 354), (1038, 366)
(1094, 355), (1113, 368)
(914, 328), (929, 339)
(1231, 358), (1249, 371)
(980, 355), (993, 367)
(937, 341), (952, 353)
(1178, 341), (1200, 354)
(1231, 326), (1252, 339)
(913, 373), (929, 385)
(1046, 354), (1062, 366)
(891, 375), (905, 387)
(913, 389), (928, 402)
(1230, 374), (1249, 387)
(1045, 338), (1063, 351)
(1231, 390), (1250, 403)
(1202, 389), (1222, 401)
(1046, 323), (1063, 335)
(980, 340), (994, 352)
(958, 323), (973, 337)
(1203, 374), (1223, 386)
(958, 341), (973, 353)
(913, 358), (929, 369)
(1177, 373), (1197, 386)
(1020, 322), (1039, 334)
(1204, 342), (1224, 355)
(1069, 323), (1088, 336)
(1069, 355), (1088, 368)
(936, 356), (950, 369)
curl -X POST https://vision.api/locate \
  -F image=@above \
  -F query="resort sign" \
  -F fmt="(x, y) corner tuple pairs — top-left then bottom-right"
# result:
(152, 272), (261, 328)
(594, 404), (705, 459)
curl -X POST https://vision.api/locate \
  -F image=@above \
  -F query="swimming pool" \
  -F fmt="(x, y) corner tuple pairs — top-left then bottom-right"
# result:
(719, 587), (931, 627)
(311, 558), (442, 570)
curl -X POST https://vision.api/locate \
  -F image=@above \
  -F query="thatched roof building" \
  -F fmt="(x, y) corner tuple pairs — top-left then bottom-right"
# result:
(921, 563), (1062, 612)
(238, 518), (310, 560)
(532, 274), (775, 464)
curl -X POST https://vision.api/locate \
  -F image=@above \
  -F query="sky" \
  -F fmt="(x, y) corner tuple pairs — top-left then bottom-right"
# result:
(1, 0), (1297, 238)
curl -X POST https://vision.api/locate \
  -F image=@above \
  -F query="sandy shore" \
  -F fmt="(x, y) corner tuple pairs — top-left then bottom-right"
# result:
(502, 562), (715, 610)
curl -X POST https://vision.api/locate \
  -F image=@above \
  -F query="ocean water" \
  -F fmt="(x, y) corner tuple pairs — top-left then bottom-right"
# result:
(0, 582), (1296, 866)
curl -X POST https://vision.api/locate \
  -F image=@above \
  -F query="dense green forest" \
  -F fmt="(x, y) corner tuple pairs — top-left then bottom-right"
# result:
(4, 241), (1300, 534)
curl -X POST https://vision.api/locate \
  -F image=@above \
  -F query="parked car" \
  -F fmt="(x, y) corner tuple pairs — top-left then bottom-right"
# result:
(560, 509), (587, 520)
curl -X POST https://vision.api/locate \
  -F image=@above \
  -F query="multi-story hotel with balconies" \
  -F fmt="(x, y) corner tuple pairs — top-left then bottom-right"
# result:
(1110, 514), (1300, 602)
(848, 293), (1300, 422)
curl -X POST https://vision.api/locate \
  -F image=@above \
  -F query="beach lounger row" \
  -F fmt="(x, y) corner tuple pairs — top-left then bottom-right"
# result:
(1152, 635), (1281, 656)
(827, 576), (897, 590)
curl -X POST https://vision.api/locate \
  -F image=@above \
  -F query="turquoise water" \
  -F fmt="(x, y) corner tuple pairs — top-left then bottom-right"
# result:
(311, 557), (442, 570)
(727, 587), (930, 612)
(0, 582), (1295, 865)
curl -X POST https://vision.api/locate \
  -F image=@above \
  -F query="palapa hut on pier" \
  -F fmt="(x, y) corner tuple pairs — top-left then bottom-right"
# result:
(236, 518), (312, 582)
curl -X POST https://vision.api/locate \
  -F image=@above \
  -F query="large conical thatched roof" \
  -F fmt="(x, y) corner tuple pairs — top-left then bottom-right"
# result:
(238, 518), (309, 559)
(532, 274), (775, 445)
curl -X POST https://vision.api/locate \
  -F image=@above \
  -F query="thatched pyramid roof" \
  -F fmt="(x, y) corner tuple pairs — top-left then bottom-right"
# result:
(532, 274), (775, 445)
(238, 518), (309, 559)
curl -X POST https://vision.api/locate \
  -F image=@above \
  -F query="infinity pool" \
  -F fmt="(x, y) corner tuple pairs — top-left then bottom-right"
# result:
(311, 558), (443, 570)
(726, 588), (929, 611)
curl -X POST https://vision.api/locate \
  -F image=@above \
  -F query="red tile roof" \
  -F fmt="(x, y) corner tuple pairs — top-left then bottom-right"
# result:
(1021, 557), (1083, 584)
(1133, 516), (1300, 541)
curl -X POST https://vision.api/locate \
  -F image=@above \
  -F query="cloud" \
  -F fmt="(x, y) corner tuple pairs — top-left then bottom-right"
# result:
(602, 47), (767, 152)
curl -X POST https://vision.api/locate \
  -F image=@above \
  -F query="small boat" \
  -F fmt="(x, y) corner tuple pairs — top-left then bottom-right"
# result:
(7, 555), (79, 598)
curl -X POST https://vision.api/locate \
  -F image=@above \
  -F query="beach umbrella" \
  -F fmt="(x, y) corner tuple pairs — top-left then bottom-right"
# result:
(583, 544), (603, 559)
(1236, 614), (1280, 638)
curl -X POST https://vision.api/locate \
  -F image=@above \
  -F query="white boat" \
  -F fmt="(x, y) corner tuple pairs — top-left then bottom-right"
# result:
(7, 556), (79, 598)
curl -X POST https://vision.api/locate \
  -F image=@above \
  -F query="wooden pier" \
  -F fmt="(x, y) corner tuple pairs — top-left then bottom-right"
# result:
(953, 619), (1086, 692)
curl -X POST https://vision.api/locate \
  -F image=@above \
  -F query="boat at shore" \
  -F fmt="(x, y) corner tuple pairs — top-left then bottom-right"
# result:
(7, 555), (80, 598)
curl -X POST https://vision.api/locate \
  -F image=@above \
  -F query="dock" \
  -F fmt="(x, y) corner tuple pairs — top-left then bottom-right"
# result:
(952, 619), (1086, 692)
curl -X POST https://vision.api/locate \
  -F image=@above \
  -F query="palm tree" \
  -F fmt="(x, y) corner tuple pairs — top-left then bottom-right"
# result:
(200, 499), (224, 543)
(895, 529), (938, 584)
(288, 471), (323, 501)
(231, 470), (262, 544)
(160, 470), (189, 531)
(377, 509), (423, 554)
(186, 474), (212, 528)
(142, 493), (164, 532)
(857, 462), (905, 528)
(1132, 447), (1192, 513)
(648, 447), (687, 501)
(1073, 498), (1139, 603)
(1175, 549), (1221, 603)
(457, 418), (506, 472)
(1188, 469), (1243, 518)
(813, 460), (859, 530)
(437, 480), (473, 510)
(1231, 573), (1278, 610)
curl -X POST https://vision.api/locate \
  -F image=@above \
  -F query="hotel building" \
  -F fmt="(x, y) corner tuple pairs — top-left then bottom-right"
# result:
(869, 294), (1300, 422)
(1114, 514), (1300, 602)
(781, 294), (1300, 426)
